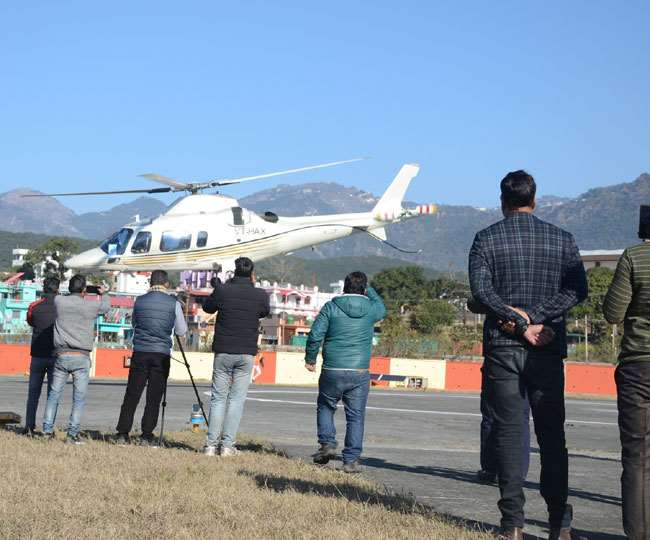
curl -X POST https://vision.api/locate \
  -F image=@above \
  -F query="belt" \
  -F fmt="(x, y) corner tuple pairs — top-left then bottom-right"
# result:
(57, 351), (89, 357)
(322, 368), (369, 372)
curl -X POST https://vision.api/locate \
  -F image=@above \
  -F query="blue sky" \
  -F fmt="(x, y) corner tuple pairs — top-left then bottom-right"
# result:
(1, 1), (648, 213)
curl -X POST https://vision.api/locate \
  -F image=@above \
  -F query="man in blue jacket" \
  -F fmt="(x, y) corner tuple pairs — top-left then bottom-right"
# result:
(115, 270), (187, 445)
(305, 271), (386, 473)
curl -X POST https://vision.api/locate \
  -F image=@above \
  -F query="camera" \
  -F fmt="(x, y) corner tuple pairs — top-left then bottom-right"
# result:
(86, 285), (102, 295)
(639, 205), (650, 240)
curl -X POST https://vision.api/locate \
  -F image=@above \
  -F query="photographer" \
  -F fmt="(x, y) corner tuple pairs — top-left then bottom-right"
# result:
(202, 257), (270, 457)
(22, 276), (60, 435)
(42, 274), (110, 444)
(603, 206), (650, 539)
(115, 270), (187, 445)
(305, 271), (386, 473)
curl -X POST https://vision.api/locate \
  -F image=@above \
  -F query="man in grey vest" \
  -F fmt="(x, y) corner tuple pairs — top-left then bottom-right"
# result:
(115, 270), (187, 445)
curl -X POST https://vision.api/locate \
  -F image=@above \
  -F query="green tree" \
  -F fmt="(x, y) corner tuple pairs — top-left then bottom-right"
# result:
(371, 266), (429, 312)
(411, 299), (457, 333)
(570, 267), (614, 320)
(26, 237), (81, 281)
(18, 262), (35, 280)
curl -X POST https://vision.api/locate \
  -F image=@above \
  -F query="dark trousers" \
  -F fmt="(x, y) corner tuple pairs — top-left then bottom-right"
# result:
(116, 351), (170, 436)
(484, 347), (571, 529)
(616, 360), (650, 540)
(480, 366), (531, 478)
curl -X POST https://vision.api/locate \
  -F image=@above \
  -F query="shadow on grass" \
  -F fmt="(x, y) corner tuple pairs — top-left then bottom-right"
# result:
(239, 469), (499, 535)
(237, 440), (288, 458)
(361, 458), (621, 507)
(524, 518), (625, 540)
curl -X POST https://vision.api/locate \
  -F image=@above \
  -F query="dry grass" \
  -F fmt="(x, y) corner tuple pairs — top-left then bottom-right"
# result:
(0, 429), (494, 540)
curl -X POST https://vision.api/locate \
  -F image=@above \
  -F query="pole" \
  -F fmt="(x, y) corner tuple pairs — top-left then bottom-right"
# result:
(584, 315), (589, 362)
(175, 335), (209, 427)
(158, 377), (168, 447)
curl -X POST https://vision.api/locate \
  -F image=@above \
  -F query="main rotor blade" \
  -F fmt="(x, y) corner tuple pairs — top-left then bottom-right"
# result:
(139, 173), (190, 190)
(21, 187), (172, 197)
(212, 157), (368, 187)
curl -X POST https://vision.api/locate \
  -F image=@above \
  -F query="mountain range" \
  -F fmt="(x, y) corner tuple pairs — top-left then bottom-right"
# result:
(1, 172), (649, 270)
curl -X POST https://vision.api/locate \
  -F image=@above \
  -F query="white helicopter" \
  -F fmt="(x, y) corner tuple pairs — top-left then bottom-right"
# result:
(26, 159), (437, 273)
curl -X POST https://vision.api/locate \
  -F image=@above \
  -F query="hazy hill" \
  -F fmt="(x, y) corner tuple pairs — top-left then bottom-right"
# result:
(242, 173), (650, 269)
(255, 255), (446, 290)
(0, 231), (96, 270)
(73, 197), (168, 239)
(2, 171), (649, 271)
(0, 189), (79, 237)
(0, 189), (166, 240)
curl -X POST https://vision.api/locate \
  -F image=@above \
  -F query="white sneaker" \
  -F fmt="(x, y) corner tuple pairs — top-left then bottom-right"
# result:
(220, 446), (240, 457)
(203, 445), (218, 456)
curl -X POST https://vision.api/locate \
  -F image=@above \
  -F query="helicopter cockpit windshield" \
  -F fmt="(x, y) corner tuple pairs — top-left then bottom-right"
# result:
(100, 228), (133, 256)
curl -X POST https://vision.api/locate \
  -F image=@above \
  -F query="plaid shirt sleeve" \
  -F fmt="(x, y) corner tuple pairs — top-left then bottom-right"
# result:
(527, 233), (588, 324)
(469, 232), (528, 332)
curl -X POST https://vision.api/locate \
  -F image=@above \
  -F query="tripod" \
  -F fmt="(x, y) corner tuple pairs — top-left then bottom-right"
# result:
(176, 336), (209, 427)
(158, 337), (210, 446)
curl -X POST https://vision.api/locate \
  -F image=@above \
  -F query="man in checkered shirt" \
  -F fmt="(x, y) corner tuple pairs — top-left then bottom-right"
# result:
(469, 170), (587, 540)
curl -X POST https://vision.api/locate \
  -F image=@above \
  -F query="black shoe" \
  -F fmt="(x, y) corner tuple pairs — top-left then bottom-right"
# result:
(140, 434), (160, 447)
(20, 427), (38, 437)
(496, 527), (524, 540)
(44, 432), (56, 441)
(342, 461), (362, 474)
(477, 469), (497, 484)
(114, 432), (130, 445)
(313, 443), (337, 465)
(65, 434), (85, 445)
(548, 528), (572, 540)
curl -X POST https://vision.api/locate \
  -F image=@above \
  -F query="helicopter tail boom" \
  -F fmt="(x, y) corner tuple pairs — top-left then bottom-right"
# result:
(372, 163), (419, 221)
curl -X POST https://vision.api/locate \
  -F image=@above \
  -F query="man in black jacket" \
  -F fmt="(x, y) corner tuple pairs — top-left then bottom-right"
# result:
(202, 257), (270, 456)
(23, 276), (59, 435)
(469, 171), (587, 539)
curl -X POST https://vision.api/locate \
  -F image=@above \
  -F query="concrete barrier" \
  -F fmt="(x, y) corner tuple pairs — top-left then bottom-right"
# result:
(0, 343), (619, 397)
(0, 344), (30, 375)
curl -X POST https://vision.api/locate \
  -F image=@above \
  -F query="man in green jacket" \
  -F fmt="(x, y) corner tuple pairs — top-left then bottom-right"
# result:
(304, 271), (386, 473)
(603, 205), (650, 540)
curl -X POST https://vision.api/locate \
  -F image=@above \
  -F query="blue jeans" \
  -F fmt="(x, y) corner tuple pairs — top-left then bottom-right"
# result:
(25, 356), (56, 431)
(317, 369), (371, 464)
(43, 354), (91, 437)
(206, 353), (254, 448)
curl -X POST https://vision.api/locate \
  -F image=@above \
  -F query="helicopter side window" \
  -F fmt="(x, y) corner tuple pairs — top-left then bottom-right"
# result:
(196, 231), (208, 248)
(131, 231), (152, 254)
(160, 232), (192, 252)
(231, 207), (244, 226)
(100, 228), (133, 256)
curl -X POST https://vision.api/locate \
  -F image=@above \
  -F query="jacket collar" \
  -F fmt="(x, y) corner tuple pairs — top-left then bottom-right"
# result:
(149, 285), (169, 293)
(230, 276), (253, 286)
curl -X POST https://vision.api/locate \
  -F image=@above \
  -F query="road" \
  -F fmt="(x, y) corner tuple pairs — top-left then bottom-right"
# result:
(0, 377), (623, 539)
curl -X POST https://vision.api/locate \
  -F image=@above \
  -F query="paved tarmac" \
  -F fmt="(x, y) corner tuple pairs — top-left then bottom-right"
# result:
(1, 377), (623, 539)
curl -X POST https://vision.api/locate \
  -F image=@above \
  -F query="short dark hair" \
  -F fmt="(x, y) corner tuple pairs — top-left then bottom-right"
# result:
(150, 270), (170, 287)
(500, 170), (536, 209)
(234, 257), (254, 278)
(68, 274), (86, 294)
(344, 271), (367, 295)
(43, 276), (60, 294)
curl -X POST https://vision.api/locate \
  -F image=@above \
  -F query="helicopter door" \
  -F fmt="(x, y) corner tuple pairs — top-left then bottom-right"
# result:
(231, 207), (248, 226)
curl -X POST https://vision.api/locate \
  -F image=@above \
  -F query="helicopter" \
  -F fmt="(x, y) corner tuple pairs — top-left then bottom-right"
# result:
(24, 159), (437, 273)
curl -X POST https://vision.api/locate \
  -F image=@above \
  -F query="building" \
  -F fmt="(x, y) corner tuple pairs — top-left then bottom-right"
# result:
(114, 271), (151, 295)
(11, 248), (29, 268)
(0, 281), (39, 334)
(258, 281), (338, 346)
(580, 249), (624, 270)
